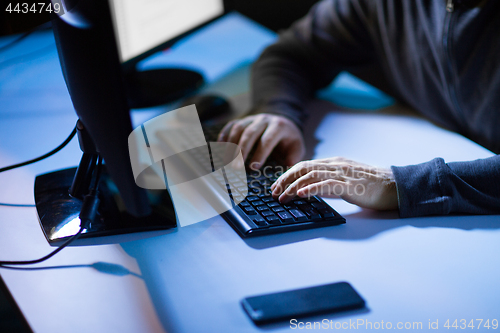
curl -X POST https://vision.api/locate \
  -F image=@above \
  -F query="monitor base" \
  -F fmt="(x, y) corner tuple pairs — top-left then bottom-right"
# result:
(34, 168), (177, 245)
(125, 68), (204, 109)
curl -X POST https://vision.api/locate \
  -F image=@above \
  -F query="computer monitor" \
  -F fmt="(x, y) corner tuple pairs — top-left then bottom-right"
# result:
(109, 0), (224, 108)
(34, 0), (224, 243)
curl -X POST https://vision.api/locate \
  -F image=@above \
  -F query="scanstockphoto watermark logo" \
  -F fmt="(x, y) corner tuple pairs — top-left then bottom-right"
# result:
(128, 105), (247, 227)
(290, 318), (499, 330)
(291, 318), (425, 330)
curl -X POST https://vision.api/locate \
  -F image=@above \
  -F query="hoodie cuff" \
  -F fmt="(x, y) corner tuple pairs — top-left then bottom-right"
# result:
(391, 158), (452, 218)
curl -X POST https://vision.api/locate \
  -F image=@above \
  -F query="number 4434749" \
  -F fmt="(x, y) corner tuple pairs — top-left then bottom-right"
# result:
(444, 319), (498, 330)
(5, 3), (62, 14)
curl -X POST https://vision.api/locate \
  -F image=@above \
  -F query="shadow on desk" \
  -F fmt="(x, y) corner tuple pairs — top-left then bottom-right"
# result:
(244, 211), (500, 250)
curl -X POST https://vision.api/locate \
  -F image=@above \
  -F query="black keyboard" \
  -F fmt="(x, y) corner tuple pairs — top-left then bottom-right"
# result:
(201, 123), (346, 237)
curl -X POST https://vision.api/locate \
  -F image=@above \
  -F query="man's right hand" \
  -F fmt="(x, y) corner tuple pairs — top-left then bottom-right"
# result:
(217, 113), (305, 168)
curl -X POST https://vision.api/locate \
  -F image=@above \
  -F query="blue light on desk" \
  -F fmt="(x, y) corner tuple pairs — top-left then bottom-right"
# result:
(318, 72), (395, 110)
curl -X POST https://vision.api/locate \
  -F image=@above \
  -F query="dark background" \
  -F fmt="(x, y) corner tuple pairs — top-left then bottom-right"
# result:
(0, 0), (319, 35)
(226, 0), (319, 32)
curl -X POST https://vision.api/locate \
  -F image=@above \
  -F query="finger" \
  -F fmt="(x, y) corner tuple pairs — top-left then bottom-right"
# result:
(296, 179), (347, 199)
(217, 120), (236, 142)
(226, 119), (253, 145)
(278, 170), (337, 203)
(249, 123), (283, 168)
(270, 162), (337, 192)
(271, 161), (322, 197)
(238, 120), (268, 161)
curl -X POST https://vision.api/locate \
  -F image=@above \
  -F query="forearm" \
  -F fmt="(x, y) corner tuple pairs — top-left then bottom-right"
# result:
(391, 155), (500, 217)
(250, 0), (376, 128)
(250, 19), (335, 129)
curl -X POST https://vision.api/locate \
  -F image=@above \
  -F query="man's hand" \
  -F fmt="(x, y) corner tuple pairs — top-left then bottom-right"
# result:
(217, 114), (305, 168)
(271, 157), (399, 211)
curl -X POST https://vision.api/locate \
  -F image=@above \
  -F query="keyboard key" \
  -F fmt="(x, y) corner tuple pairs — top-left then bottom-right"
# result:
(262, 196), (274, 203)
(318, 208), (335, 218)
(239, 201), (250, 207)
(277, 211), (294, 223)
(243, 207), (257, 215)
(293, 200), (307, 206)
(233, 195), (244, 202)
(311, 202), (327, 209)
(261, 211), (274, 217)
(253, 217), (267, 226)
(272, 207), (285, 213)
(283, 204), (296, 210)
(267, 202), (280, 208)
(289, 209), (307, 221)
(248, 178), (261, 184)
(251, 200), (265, 206)
(249, 170), (260, 177)
(257, 206), (270, 212)
(265, 216), (281, 224)
(302, 207), (321, 220)
(247, 196), (259, 202)
(255, 188), (267, 196)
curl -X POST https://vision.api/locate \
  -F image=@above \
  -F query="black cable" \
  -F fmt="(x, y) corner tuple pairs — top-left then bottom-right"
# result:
(0, 22), (54, 70)
(0, 129), (103, 268)
(0, 226), (84, 267)
(0, 156), (103, 268)
(0, 32), (32, 52)
(0, 21), (52, 53)
(92, 156), (104, 190)
(0, 126), (77, 207)
(0, 125), (77, 173)
(0, 44), (54, 69)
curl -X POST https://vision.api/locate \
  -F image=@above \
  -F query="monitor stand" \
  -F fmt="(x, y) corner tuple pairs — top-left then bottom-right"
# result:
(125, 68), (205, 109)
(34, 167), (177, 245)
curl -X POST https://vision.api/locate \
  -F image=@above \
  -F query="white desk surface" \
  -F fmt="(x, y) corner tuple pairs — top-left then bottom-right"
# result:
(1, 13), (499, 333)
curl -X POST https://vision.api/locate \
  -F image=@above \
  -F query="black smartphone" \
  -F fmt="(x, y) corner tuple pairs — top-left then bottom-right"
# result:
(241, 281), (365, 325)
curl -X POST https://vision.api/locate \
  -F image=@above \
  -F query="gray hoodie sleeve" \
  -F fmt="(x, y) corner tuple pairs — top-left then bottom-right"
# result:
(391, 155), (500, 217)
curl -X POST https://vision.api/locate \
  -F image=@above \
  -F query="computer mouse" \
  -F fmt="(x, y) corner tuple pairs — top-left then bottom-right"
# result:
(181, 94), (231, 122)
